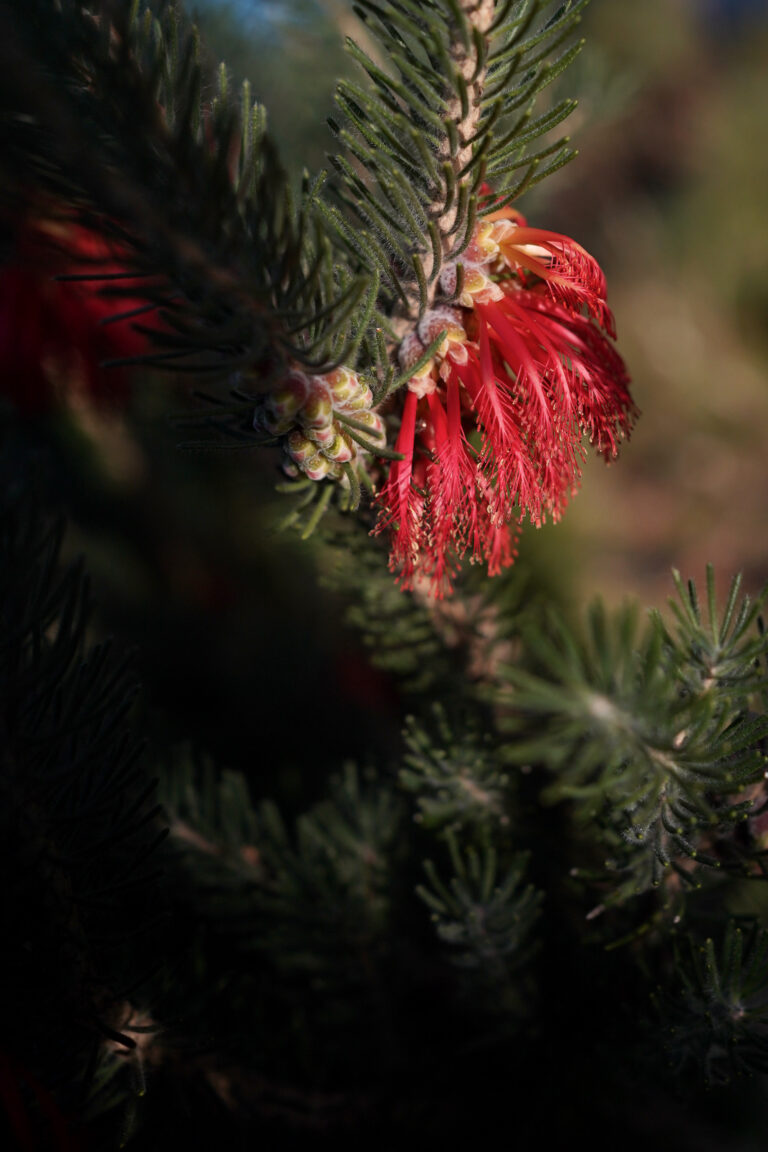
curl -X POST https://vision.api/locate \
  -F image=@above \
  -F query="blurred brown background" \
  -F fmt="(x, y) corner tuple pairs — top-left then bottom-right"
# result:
(540, 0), (768, 611)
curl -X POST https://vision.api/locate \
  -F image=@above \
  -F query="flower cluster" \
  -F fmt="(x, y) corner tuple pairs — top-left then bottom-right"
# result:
(255, 366), (386, 483)
(376, 201), (636, 595)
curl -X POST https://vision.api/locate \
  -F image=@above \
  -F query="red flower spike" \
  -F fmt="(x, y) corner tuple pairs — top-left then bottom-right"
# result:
(492, 221), (615, 338)
(375, 194), (636, 595)
(477, 296), (584, 518)
(376, 389), (421, 586)
(510, 290), (636, 461)
(477, 487), (518, 578)
(425, 383), (476, 588)
(446, 340), (539, 528)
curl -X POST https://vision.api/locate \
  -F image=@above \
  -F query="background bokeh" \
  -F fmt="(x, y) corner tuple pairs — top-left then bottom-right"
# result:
(27, 0), (768, 788)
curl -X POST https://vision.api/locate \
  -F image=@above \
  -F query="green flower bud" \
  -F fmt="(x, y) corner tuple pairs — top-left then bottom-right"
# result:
(287, 430), (316, 464)
(299, 380), (333, 428)
(324, 433), (354, 463)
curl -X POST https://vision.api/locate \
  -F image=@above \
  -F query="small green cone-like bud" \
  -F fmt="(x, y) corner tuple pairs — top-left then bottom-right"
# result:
(308, 423), (337, 449)
(352, 410), (386, 444)
(342, 385), (374, 412)
(303, 453), (337, 481)
(266, 371), (310, 420)
(325, 366), (362, 406)
(324, 433), (354, 463)
(265, 363), (387, 492)
(299, 381), (333, 429)
(260, 411), (293, 435)
(287, 430), (316, 464)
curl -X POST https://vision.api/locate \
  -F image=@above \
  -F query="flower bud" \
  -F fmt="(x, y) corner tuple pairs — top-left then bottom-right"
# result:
(299, 380), (333, 428)
(442, 341), (469, 377)
(463, 220), (498, 264)
(398, 331), (426, 371)
(286, 430), (316, 464)
(407, 369), (437, 399)
(354, 411), (386, 444)
(265, 371), (309, 420)
(303, 453), (335, 481)
(259, 411), (293, 435)
(459, 265), (503, 307)
(308, 423), (337, 449)
(342, 385), (374, 412)
(417, 306), (466, 356)
(324, 433), (354, 463)
(489, 219), (519, 247)
(439, 263), (457, 297)
(324, 366), (362, 405)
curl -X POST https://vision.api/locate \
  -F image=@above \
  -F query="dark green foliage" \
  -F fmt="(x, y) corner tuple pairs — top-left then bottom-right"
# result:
(325, 0), (586, 322)
(318, 511), (459, 693)
(161, 750), (260, 858)
(401, 704), (511, 829)
(656, 921), (768, 1085)
(254, 763), (403, 980)
(665, 566), (768, 699)
(480, 0), (587, 196)
(190, 0), (354, 179)
(317, 506), (532, 697)
(0, 2), (588, 445)
(153, 717), (544, 1093)
(160, 752), (403, 992)
(2, 0), (365, 450)
(7, 2), (768, 1148)
(418, 831), (541, 977)
(0, 428), (164, 1141)
(497, 568), (768, 901)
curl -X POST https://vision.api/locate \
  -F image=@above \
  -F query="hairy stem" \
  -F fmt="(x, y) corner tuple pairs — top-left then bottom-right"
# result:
(394, 0), (494, 333)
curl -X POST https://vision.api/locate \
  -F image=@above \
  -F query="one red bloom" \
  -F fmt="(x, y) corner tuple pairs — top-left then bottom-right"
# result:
(0, 219), (154, 416)
(376, 207), (636, 596)
(376, 372), (522, 596)
(470, 285), (634, 523)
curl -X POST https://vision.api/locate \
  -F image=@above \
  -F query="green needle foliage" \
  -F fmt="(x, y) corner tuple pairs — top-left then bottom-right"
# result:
(655, 920), (768, 1086)
(401, 704), (512, 830)
(496, 567), (768, 901)
(2, 0), (367, 448)
(254, 764), (402, 980)
(161, 751), (261, 860)
(0, 424), (164, 1140)
(418, 832), (541, 968)
(7, 1), (768, 1147)
(666, 566), (768, 699)
(325, 0), (586, 323)
(160, 753), (403, 983)
(319, 511), (461, 693)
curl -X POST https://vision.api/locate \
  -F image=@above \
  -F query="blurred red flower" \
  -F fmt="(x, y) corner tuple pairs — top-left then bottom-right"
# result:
(0, 217), (153, 415)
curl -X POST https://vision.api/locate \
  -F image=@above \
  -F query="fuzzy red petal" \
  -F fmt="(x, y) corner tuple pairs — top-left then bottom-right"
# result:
(498, 226), (615, 338)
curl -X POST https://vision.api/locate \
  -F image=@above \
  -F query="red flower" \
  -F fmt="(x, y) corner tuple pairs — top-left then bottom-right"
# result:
(376, 203), (636, 596)
(0, 217), (153, 415)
